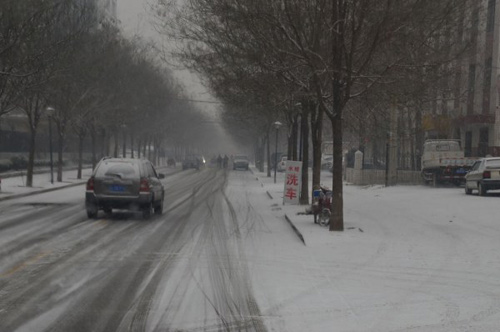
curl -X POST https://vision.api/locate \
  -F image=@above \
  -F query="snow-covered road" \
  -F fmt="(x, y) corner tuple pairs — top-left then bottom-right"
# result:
(0, 168), (267, 331)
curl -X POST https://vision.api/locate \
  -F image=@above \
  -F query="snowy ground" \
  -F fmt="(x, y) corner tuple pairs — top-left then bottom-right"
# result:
(239, 167), (500, 331)
(1, 165), (499, 331)
(0, 168), (92, 199)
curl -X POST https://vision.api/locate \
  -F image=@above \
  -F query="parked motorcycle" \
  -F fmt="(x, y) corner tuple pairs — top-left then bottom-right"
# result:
(312, 186), (332, 227)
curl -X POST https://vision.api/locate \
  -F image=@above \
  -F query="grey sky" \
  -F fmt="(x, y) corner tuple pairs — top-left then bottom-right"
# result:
(117, 0), (152, 37)
(116, 0), (219, 115)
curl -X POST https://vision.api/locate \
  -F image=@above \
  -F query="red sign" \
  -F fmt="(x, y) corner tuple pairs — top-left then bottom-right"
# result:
(283, 161), (302, 205)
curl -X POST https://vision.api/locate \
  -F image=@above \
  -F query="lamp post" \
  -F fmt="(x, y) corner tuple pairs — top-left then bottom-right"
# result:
(273, 121), (282, 184)
(46, 107), (55, 184)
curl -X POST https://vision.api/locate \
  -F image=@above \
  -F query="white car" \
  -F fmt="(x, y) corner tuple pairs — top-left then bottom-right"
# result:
(233, 155), (249, 170)
(277, 156), (288, 172)
(465, 157), (500, 196)
(321, 154), (333, 170)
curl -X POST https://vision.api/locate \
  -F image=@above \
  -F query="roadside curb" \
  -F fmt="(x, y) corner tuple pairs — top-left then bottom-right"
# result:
(0, 181), (85, 202)
(284, 214), (306, 246)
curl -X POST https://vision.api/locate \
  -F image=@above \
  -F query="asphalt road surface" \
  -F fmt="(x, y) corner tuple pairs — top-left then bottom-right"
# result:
(0, 168), (267, 332)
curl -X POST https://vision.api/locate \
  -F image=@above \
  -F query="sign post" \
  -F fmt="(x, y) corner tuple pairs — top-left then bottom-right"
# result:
(283, 160), (302, 205)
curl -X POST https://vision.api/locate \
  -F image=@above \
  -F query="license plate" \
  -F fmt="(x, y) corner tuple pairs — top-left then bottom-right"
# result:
(456, 168), (467, 174)
(109, 185), (125, 192)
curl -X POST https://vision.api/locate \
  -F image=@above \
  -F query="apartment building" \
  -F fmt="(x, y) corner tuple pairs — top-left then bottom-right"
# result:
(449, 0), (500, 157)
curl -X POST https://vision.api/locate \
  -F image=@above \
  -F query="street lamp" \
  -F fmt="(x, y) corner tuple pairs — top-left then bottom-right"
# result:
(273, 121), (282, 184)
(46, 107), (55, 184)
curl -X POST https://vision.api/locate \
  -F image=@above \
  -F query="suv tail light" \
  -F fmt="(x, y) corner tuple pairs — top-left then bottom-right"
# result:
(86, 177), (95, 191)
(483, 171), (491, 179)
(140, 177), (150, 192)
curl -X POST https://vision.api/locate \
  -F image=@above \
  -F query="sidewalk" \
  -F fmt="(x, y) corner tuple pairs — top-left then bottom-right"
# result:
(251, 165), (334, 245)
(0, 168), (92, 201)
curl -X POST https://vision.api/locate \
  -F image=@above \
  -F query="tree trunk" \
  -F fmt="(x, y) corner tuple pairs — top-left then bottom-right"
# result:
(415, 107), (423, 169)
(310, 101), (323, 196)
(57, 131), (63, 182)
(91, 129), (96, 170)
(359, 113), (365, 156)
(113, 131), (119, 158)
(137, 138), (141, 158)
(330, 109), (344, 231)
(329, 0), (345, 231)
(102, 129), (108, 158)
(154, 139), (159, 165)
(148, 139), (152, 161)
(258, 137), (265, 172)
(77, 135), (84, 179)
(130, 132), (135, 158)
(299, 108), (309, 205)
(122, 130), (126, 158)
(266, 130), (271, 177)
(290, 114), (299, 160)
(26, 128), (36, 187)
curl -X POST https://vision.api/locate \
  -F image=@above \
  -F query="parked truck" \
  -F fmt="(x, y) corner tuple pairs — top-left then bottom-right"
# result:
(421, 139), (477, 186)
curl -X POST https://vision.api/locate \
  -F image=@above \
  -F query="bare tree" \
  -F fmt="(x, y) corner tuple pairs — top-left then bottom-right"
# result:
(155, 0), (474, 231)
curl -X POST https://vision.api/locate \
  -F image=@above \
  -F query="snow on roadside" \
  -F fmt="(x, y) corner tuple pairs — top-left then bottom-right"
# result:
(230, 167), (500, 331)
(0, 169), (92, 198)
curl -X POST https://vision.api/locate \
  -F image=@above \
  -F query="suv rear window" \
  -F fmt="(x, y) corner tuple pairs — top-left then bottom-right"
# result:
(95, 161), (140, 179)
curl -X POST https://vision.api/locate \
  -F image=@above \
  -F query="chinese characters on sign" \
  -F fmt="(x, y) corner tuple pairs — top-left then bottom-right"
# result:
(283, 160), (302, 205)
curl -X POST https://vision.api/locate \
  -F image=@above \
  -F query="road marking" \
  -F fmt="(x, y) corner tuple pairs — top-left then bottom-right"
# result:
(1, 251), (51, 277)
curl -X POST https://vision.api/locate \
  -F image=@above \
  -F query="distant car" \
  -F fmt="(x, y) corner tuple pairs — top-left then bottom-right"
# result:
(233, 155), (249, 170)
(197, 155), (206, 167)
(277, 156), (288, 172)
(85, 157), (165, 219)
(182, 155), (205, 170)
(321, 154), (333, 170)
(167, 157), (176, 167)
(271, 152), (284, 170)
(465, 157), (500, 196)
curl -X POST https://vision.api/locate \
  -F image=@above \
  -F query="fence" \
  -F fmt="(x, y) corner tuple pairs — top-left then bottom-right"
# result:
(345, 150), (422, 185)
(345, 168), (422, 185)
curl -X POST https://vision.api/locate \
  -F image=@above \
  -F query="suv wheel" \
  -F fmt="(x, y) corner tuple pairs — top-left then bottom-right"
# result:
(464, 183), (472, 195)
(142, 201), (153, 219)
(87, 205), (98, 219)
(432, 173), (438, 187)
(478, 182), (487, 196)
(154, 195), (164, 215)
